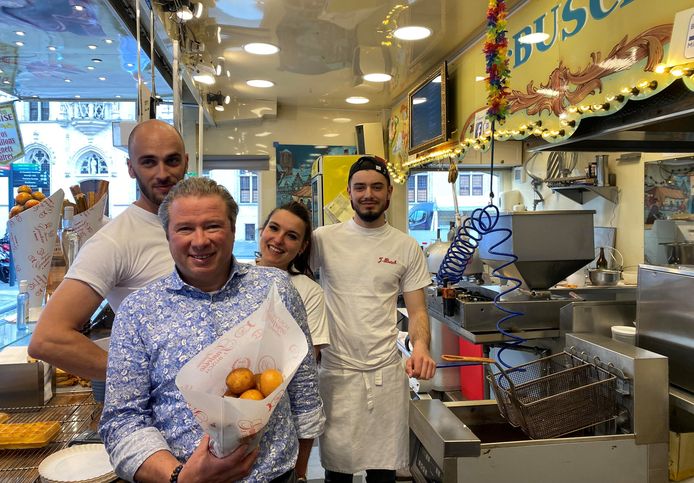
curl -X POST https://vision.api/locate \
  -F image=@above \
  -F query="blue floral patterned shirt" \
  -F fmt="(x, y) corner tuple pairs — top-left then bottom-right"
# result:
(98, 261), (324, 482)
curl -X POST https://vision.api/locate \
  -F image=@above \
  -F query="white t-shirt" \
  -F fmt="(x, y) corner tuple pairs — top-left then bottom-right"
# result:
(66, 204), (173, 310)
(290, 273), (330, 348)
(312, 219), (431, 371)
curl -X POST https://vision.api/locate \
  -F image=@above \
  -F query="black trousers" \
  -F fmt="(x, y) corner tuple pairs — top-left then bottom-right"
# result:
(325, 469), (396, 483)
(270, 469), (297, 483)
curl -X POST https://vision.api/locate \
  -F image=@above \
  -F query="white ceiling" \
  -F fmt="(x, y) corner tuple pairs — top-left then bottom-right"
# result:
(0, 0), (525, 112)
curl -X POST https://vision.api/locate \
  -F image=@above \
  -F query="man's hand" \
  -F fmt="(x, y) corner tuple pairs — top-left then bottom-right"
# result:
(179, 435), (259, 483)
(405, 340), (436, 380)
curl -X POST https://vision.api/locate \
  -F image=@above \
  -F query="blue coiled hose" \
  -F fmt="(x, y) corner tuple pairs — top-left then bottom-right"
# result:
(436, 203), (526, 368)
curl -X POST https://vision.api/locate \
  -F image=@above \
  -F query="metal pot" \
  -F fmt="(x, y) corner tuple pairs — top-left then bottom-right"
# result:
(588, 268), (621, 286)
(664, 242), (694, 265)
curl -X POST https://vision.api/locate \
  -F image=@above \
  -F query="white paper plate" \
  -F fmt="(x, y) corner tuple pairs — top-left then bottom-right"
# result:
(39, 444), (116, 483)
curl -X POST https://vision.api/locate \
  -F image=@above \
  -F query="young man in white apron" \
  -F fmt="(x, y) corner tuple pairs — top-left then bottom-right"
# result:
(312, 156), (436, 482)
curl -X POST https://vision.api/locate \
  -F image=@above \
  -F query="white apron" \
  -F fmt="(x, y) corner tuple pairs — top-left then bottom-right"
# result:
(318, 360), (409, 473)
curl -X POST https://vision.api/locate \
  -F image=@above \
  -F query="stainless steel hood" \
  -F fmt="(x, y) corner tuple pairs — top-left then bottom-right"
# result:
(526, 80), (694, 153)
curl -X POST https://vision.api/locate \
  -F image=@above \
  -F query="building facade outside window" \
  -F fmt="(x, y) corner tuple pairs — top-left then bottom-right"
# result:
(239, 170), (258, 203)
(77, 151), (109, 176)
(28, 102), (50, 121)
(407, 173), (428, 202)
(245, 223), (256, 242)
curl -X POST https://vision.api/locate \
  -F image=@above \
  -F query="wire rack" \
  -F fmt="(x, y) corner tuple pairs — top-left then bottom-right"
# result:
(0, 392), (99, 483)
(487, 352), (618, 439)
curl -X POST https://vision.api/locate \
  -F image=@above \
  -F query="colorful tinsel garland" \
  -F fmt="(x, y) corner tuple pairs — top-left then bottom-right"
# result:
(484, 0), (511, 124)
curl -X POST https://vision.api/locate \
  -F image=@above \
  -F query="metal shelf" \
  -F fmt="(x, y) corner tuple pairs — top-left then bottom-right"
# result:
(551, 185), (618, 204)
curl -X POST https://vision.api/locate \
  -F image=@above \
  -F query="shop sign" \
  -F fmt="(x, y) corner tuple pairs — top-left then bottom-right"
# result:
(0, 102), (23, 165)
(667, 7), (694, 65)
(446, 0), (694, 161)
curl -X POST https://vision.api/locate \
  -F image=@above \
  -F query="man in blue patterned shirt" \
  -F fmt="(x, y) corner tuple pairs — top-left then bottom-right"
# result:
(99, 177), (325, 482)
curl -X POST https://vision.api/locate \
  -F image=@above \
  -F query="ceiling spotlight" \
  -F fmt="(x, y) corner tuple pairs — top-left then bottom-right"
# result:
(48, 46), (57, 51)
(172, 1), (202, 21)
(393, 26), (431, 41)
(246, 79), (274, 88)
(176, 5), (193, 21)
(193, 2), (203, 18)
(214, 56), (227, 76)
(243, 42), (279, 55)
(192, 64), (216, 85)
(363, 73), (392, 82)
(518, 32), (550, 44)
(224, 95), (231, 104)
(346, 96), (369, 104)
(207, 92), (226, 111)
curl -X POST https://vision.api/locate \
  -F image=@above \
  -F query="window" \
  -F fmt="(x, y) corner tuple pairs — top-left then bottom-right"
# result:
(407, 173), (428, 202)
(26, 147), (50, 166)
(472, 174), (484, 196)
(28, 102), (50, 121)
(77, 151), (108, 175)
(239, 170), (258, 203)
(245, 224), (255, 241)
(459, 175), (470, 196)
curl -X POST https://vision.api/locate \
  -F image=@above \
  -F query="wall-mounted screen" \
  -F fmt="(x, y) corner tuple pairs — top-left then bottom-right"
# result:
(408, 62), (448, 155)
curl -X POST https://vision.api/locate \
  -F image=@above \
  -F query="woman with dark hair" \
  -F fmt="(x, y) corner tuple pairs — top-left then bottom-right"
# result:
(257, 201), (329, 482)
(257, 201), (329, 357)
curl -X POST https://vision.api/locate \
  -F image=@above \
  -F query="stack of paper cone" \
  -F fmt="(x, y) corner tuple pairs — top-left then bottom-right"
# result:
(7, 189), (65, 308)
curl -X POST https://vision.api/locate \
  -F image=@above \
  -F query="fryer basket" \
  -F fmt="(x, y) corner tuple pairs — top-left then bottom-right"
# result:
(487, 352), (617, 439)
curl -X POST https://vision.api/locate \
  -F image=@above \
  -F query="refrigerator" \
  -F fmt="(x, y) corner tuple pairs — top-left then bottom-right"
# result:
(310, 155), (360, 227)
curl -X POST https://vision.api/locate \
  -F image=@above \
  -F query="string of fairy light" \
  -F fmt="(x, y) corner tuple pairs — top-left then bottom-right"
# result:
(385, 61), (694, 184)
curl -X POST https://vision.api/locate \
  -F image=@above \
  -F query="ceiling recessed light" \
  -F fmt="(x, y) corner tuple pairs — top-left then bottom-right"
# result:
(74, 5), (84, 11)
(115, 95), (121, 98)
(88, 45), (97, 50)
(75, 95), (81, 98)
(64, 79), (71, 83)
(15, 31), (25, 36)
(518, 32), (550, 44)
(3, 80), (10, 85)
(104, 39), (113, 44)
(126, 63), (134, 67)
(412, 97), (427, 105)
(475, 75), (486, 82)
(256, 143), (267, 148)
(432, 75), (442, 84)
(314, 145), (327, 149)
(255, 131), (272, 137)
(92, 58), (102, 63)
(215, 104), (224, 112)
(243, 42), (279, 55)
(48, 46), (57, 51)
(363, 73), (392, 82)
(98, 76), (106, 81)
(246, 79), (274, 88)
(15, 41), (24, 47)
(346, 96), (369, 104)
(323, 133), (339, 138)
(393, 26), (431, 41)
(333, 117), (351, 123)
(87, 66), (95, 70)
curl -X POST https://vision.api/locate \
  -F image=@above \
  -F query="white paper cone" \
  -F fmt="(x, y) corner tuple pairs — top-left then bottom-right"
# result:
(176, 283), (309, 457)
(8, 189), (65, 308)
(73, 194), (108, 244)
